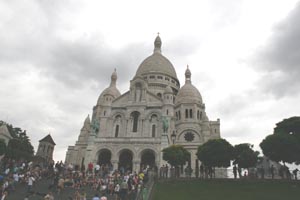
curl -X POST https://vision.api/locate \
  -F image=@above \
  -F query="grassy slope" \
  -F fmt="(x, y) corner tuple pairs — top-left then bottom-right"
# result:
(152, 179), (300, 200)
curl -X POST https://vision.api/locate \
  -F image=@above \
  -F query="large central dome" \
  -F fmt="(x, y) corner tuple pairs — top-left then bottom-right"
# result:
(135, 35), (178, 79)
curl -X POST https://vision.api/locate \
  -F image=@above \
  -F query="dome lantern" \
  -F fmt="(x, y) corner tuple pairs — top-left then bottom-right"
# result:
(185, 65), (191, 84)
(154, 33), (162, 54)
(175, 66), (203, 105)
(110, 68), (117, 87)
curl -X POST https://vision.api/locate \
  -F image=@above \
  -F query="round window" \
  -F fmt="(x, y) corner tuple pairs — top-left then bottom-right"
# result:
(184, 132), (195, 142)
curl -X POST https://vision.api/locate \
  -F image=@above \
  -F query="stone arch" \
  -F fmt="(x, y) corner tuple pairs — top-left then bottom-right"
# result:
(111, 111), (126, 120)
(145, 111), (162, 121)
(97, 148), (112, 166)
(147, 112), (160, 137)
(118, 149), (134, 173)
(111, 112), (125, 137)
(130, 111), (140, 132)
(139, 149), (156, 170)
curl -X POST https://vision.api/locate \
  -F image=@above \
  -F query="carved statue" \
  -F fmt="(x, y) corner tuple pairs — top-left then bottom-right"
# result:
(91, 119), (100, 134)
(162, 116), (169, 133)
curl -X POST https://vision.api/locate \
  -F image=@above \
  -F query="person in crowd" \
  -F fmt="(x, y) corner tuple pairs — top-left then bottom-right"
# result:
(233, 165), (237, 179)
(293, 168), (299, 180)
(270, 165), (275, 179)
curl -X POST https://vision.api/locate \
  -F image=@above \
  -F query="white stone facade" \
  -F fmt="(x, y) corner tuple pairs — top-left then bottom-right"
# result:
(65, 35), (221, 173)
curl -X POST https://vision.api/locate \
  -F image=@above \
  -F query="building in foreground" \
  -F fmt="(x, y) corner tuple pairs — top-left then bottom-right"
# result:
(65, 35), (221, 173)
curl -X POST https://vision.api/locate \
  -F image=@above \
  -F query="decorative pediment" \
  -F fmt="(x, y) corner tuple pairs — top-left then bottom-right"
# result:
(147, 91), (163, 105)
(112, 91), (130, 106)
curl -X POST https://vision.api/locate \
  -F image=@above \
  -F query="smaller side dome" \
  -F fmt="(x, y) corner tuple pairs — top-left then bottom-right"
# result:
(97, 69), (121, 105)
(164, 85), (173, 94)
(175, 66), (202, 105)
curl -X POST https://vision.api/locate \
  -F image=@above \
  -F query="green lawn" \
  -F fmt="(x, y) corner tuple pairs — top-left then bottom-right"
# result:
(152, 179), (300, 200)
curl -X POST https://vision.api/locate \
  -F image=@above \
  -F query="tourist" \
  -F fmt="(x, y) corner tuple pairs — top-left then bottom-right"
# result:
(165, 165), (169, 178)
(200, 164), (204, 179)
(57, 176), (65, 195)
(237, 166), (242, 178)
(27, 174), (35, 193)
(119, 179), (128, 200)
(73, 190), (81, 200)
(293, 169), (299, 180)
(260, 167), (265, 179)
(270, 165), (275, 179)
(92, 194), (100, 200)
(114, 183), (120, 200)
(1, 191), (8, 200)
(159, 165), (164, 178)
(233, 165), (237, 179)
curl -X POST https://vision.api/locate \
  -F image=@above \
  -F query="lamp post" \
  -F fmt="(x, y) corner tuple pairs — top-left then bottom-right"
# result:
(171, 131), (176, 144)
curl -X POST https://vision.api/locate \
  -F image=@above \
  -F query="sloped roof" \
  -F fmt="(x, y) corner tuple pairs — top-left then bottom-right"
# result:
(39, 134), (56, 145)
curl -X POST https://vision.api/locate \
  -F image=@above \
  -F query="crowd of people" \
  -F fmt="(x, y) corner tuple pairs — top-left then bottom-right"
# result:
(0, 158), (151, 200)
(232, 164), (299, 180)
(1, 157), (299, 199)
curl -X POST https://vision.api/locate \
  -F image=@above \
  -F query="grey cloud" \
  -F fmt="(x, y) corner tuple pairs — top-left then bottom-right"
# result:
(254, 2), (300, 97)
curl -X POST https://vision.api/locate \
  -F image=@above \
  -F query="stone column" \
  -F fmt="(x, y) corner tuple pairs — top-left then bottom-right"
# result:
(111, 160), (118, 171)
(133, 160), (140, 173)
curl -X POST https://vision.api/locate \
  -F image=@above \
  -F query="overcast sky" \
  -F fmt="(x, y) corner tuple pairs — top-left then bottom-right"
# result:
(1, 0), (300, 162)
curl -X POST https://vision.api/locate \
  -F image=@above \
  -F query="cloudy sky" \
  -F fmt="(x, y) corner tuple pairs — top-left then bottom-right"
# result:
(1, 0), (300, 162)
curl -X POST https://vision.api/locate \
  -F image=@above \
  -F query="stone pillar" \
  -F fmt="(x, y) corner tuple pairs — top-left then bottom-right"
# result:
(111, 160), (118, 171)
(133, 160), (140, 173)
(84, 149), (93, 168)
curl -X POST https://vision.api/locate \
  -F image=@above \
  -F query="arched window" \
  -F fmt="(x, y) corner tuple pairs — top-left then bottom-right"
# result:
(197, 110), (200, 119)
(166, 109), (169, 115)
(115, 125), (119, 137)
(152, 124), (156, 137)
(135, 83), (142, 102)
(185, 109), (189, 119)
(190, 109), (193, 118)
(131, 111), (140, 132)
(157, 93), (162, 98)
(178, 111), (181, 120)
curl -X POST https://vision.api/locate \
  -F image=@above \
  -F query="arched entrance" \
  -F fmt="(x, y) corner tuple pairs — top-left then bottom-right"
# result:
(140, 149), (156, 170)
(118, 149), (133, 173)
(98, 149), (112, 166)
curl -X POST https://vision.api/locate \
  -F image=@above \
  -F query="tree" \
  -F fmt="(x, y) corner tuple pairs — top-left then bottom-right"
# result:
(162, 145), (190, 167)
(260, 117), (300, 164)
(0, 139), (7, 156)
(260, 133), (297, 164)
(0, 121), (34, 160)
(274, 116), (300, 137)
(197, 139), (234, 168)
(233, 143), (259, 169)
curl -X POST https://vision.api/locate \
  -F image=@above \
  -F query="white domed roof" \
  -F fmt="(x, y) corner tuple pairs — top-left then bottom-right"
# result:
(175, 66), (202, 104)
(135, 35), (178, 79)
(99, 87), (121, 99)
(164, 85), (173, 94)
(176, 84), (202, 104)
(97, 69), (121, 105)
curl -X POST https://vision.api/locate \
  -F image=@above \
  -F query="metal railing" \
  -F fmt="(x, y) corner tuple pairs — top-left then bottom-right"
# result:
(135, 170), (157, 200)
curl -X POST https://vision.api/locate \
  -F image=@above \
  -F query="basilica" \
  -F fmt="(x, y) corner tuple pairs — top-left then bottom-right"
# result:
(65, 35), (221, 173)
